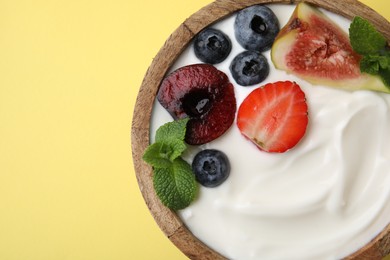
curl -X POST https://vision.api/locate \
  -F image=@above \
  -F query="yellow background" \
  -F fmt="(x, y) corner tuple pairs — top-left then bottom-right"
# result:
(0, 0), (389, 259)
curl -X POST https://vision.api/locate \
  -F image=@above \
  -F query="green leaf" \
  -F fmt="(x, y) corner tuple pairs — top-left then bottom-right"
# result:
(378, 55), (390, 69)
(155, 118), (189, 144)
(143, 118), (189, 166)
(142, 140), (186, 168)
(168, 139), (187, 161)
(153, 158), (197, 210)
(349, 16), (387, 55)
(360, 55), (380, 75)
(359, 55), (390, 88)
(142, 142), (172, 168)
(378, 68), (390, 89)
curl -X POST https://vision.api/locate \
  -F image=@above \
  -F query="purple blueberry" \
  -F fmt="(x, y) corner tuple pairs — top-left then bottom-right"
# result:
(234, 5), (280, 52)
(194, 28), (232, 64)
(230, 50), (269, 86)
(192, 149), (230, 187)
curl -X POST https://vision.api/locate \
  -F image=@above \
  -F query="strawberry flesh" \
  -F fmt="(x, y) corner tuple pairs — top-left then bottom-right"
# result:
(237, 81), (308, 153)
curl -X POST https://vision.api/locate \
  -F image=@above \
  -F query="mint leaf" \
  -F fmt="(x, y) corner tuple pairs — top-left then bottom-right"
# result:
(360, 55), (390, 75)
(155, 118), (189, 144)
(153, 118), (188, 161)
(142, 142), (173, 168)
(168, 139), (187, 161)
(349, 16), (387, 55)
(379, 68), (390, 88)
(143, 118), (189, 166)
(153, 158), (197, 210)
(142, 140), (185, 168)
(360, 55), (380, 75)
(378, 54), (390, 69)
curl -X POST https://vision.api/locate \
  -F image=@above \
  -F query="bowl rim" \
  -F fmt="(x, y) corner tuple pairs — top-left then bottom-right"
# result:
(131, 0), (390, 259)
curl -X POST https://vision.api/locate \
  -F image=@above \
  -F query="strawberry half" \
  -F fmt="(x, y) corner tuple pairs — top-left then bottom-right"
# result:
(237, 81), (308, 153)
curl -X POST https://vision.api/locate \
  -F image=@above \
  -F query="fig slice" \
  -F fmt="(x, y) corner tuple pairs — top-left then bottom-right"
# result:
(271, 2), (389, 93)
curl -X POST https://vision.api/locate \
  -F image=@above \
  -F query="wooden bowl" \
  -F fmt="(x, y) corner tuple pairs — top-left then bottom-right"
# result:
(131, 0), (390, 259)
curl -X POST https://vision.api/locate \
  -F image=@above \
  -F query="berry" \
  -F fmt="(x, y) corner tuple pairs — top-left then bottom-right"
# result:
(230, 50), (269, 86)
(192, 149), (230, 187)
(194, 28), (232, 64)
(157, 64), (236, 145)
(237, 81), (308, 153)
(234, 5), (280, 52)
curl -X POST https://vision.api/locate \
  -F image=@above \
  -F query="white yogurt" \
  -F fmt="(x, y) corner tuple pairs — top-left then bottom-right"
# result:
(150, 4), (390, 260)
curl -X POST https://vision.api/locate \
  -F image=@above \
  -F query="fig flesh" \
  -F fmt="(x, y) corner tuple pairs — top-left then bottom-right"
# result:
(271, 3), (389, 93)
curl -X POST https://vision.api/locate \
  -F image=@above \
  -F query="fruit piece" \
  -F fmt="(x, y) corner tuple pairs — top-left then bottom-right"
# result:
(230, 50), (270, 86)
(234, 5), (280, 52)
(157, 64), (236, 145)
(271, 2), (389, 93)
(194, 28), (232, 64)
(192, 149), (230, 187)
(237, 81), (308, 153)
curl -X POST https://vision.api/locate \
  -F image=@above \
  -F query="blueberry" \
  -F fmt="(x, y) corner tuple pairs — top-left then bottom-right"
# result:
(192, 149), (230, 187)
(194, 28), (232, 64)
(230, 50), (269, 86)
(234, 5), (279, 52)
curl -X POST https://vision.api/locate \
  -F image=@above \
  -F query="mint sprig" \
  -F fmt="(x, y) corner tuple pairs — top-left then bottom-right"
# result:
(142, 118), (198, 210)
(349, 16), (390, 89)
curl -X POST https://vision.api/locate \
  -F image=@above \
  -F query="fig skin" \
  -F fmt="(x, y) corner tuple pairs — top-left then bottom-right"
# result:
(271, 2), (389, 93)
